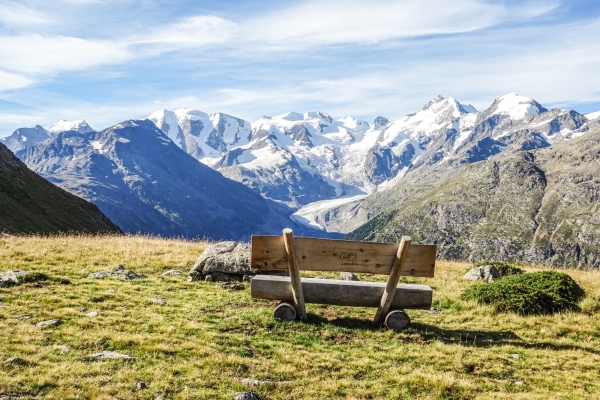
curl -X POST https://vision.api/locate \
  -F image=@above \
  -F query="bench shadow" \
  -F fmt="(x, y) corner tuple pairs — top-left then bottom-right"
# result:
(304, 313), (600, 355)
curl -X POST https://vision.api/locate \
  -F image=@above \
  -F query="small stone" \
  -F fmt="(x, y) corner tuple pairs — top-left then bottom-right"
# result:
(204, 275), (214, 282)
(88, 268), (145, 281)
(136, 381), (147, 390)
(162, 270), (182, 277)
(340, 272), (359, 281)
(233, 393), (262, 400)
(242, 275), (253, 282)
(106, 290), (116, 294)
(86, 311), (99, 317)
(511, 354), (522, 359)
(221, 283), (244, 290)
(55, 345), (71, 352)
(37, 319), (62, 328)
(150, 298), (166, 305)
(80, 307), (88, 312)
(89, 351), (135, 360)
(514, 380), (525, 385)
(16, 315), (32, 321)
(116, 264), (125, 271)
(3, 357), (28, 366)
(428, 309), (443, 314)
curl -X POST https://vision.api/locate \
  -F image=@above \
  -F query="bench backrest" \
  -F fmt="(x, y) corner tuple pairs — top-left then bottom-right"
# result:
(251, 235), (436, 277)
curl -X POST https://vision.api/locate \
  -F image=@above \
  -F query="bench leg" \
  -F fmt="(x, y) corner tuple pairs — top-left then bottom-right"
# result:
(373, 236), (412, 326)
(385, 308), (411, 331)
(274, 301), (297, 321)
(283, 228), (307, 320)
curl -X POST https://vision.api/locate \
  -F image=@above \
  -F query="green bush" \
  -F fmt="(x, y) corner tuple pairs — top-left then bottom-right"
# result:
(473, 260), (524, 277)
(461, 271), (585, 315)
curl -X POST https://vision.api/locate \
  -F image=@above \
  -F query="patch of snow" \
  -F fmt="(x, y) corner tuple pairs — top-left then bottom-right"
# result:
(585, 111), (600, 121)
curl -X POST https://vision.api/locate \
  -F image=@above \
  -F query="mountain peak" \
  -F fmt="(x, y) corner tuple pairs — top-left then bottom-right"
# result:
(49, 119), (94, 134)
(490, 93), (547, 119)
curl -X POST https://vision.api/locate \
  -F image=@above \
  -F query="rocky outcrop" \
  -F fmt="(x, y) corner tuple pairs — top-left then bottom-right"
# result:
(463, 265), (500, 282)
(189, 242), (255, 282)
(88, 265), (146, 280)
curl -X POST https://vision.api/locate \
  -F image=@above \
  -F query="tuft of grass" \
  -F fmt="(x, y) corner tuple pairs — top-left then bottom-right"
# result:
(461, 271), (586, 315)
(1, 234), (600, 399)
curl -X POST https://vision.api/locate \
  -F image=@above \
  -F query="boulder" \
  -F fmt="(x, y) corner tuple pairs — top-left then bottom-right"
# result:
(189, 242), (255, 281)
(233, 393), (262, 400)
(463, 265), (500, 283)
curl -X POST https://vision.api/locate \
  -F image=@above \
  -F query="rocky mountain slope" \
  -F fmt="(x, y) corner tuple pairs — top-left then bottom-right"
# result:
(20, 119), (318, 240)
(347, 128), (600, 268)
(0, 142), (120, 234)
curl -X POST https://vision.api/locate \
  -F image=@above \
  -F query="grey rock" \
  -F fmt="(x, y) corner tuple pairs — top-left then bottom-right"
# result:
(0, 270), (31, 288)
(89, 351), (135, 360)
(136, 381), (147, 390)
(88, 268), (146, 281)
(511, 354), (522, 359)
(233, 393), (262, 400)
(340, 272), (359, 281)
(190, 242), (255, 279)
(36, 319), (62, 328)
(106, 289), (116, 294)
(116, 264), (125, 271)
(3, 357), (28, 366)
(463, 265), (500, 283)
(86, 311), (99, 317)
(204, 274), (214, 282)
(55, 345), (71, 352)
(161, 269), (182, 276)
(221, 283), (244, 290)
(149, 298), (166, 305)
(16, 315), (32, 321)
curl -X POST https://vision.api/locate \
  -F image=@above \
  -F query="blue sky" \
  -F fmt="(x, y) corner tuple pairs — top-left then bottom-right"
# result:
(1, 0), (600, 136)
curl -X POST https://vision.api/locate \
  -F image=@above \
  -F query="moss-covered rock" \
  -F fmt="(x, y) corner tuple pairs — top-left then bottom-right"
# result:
(460, 271), (585, 315)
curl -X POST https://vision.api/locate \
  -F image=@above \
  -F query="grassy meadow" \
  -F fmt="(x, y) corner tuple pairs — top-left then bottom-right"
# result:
(1, 234), (599, 399)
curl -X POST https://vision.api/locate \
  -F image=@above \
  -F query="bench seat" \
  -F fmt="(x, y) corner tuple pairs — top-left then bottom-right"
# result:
(251, 275), (433, 309)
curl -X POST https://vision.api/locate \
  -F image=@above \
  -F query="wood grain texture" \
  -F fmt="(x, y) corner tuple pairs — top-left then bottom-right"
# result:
(251, 235), (436, 277)
(274, 302), (297, 321)
(250, 275), (433, 309)
(283, 229), (307, 320)
(373, 236), (411, 326)
(385, 309), (411, 331)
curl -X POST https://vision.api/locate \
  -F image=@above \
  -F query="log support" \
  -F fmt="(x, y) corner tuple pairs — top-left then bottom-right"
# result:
(283, 228), (307, 320)
(373, 236), (412, 326)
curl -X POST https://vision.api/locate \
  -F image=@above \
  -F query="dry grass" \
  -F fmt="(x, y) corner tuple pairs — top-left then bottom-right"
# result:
(1, 234), (599, 399)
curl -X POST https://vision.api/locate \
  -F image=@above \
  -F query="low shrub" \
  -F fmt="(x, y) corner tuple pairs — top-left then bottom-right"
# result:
(461, 271), (585, 315)
(473, 260), (524, 277)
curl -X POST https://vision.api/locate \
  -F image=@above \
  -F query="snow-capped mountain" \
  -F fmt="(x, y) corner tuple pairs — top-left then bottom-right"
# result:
(21, 119), (324, 240)
(0, 125), (50, 155)
(141, 94), (596, 233)
(49, 119), (94, 134)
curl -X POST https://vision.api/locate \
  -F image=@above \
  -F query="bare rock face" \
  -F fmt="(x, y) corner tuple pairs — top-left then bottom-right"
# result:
(463, 265), (500, 283)
(233, 393), (262, 400)
(188, 242), (254, 281)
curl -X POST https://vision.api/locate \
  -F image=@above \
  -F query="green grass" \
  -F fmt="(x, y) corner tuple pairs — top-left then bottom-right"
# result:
(1, 234), (600, 399)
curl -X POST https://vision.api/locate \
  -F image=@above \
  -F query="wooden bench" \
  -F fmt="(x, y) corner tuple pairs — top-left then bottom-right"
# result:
(250, 228), (437, 330)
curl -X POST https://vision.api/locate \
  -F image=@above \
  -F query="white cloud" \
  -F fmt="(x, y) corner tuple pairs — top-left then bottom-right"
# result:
(0, 34), (130, 75)
(0, 0), (50, 26)
(0, 71), (35, 91)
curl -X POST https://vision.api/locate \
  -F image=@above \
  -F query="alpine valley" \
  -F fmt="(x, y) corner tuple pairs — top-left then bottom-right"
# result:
(2, 93), (600, 266)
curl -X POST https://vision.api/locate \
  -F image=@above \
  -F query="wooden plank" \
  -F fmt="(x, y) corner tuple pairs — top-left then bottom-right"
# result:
(251, 275), (433, 309)
(282, 229), (307, 320)
(373, 236), (411, 326)
(251, 235), (436, 277)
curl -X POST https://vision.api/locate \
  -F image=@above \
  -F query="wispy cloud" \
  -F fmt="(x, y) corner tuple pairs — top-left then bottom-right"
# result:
(0, 0), (50, 26)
